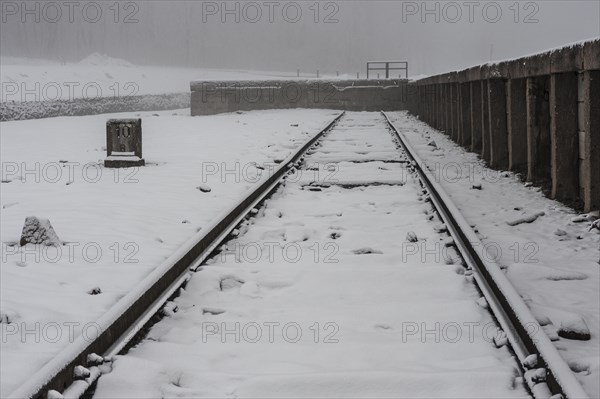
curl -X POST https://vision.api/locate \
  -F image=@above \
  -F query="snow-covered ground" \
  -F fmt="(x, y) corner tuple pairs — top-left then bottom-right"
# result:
(93, 113), (528, 398)
(1, 54), (352, 103)
(1, 104), (597, 398)
(0, 108), (340, 396)
(387, 111), (600, 397)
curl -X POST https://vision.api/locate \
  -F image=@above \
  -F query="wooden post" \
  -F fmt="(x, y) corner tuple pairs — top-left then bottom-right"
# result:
(526, 76), (552, 187)
(550, 72), (579, 203)
(507, 78), (528, 174)
(481, 80), (490, 162)
(449, 83), (455, 138)
(460, 83), (471, 147)
(470, 81), (482, 153)
(453, 83), (461, 143)
(488, 78), (509, 169)
(433, 85), (439, 129)
(444, 84), (450, 134)
(581, 70), (600, 211)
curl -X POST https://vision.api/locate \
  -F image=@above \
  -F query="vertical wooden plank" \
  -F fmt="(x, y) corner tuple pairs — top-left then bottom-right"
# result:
(454, 83), (462, 144)
(444, 84), (450, 134)
(507, 78), (528, 174)
(488, 78), (509, 169)
(461, 83), (471, 147)
(581, 70), (600, 211)
(471, 81), (482, 153)
(437, 84), (443, 130)
(550, 72), (579, 204)
(449, 83), (455, 138)
(481, 80), (490, 162)
(526, 76), (552, 188)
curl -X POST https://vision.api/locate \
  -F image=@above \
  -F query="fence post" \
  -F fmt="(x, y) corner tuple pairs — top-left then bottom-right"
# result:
(488, 78), (509, 170)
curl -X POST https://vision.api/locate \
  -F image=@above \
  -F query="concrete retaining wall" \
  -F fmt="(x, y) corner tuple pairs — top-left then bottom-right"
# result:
(407, 39), (599, 212)
(190, 79), (409, 115)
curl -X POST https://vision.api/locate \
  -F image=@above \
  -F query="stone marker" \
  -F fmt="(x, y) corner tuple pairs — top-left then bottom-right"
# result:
(20, 216), (61, 246)
(104, 119), (145, 168)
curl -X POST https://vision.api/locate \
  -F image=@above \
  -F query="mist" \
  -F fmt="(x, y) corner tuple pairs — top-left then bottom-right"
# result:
(1, 0), (599, 76)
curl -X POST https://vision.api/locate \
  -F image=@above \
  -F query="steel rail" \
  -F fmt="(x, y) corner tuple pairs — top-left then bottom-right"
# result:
(382, 111), (589, 399)
(9, 112), (345, 399)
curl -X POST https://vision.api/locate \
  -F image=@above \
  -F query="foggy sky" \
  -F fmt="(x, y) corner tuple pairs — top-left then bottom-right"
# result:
(1, 0), (599, 76)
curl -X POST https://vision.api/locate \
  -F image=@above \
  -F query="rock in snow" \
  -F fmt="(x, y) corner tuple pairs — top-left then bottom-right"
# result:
(558, 318), (591, 341)
(406, 231), (418, 242)
(87, 287), (102, 295)
(196, 185), (212, 193)
(352, 247), (383, 255)
(571, 215), (589, 223)
(19, 216), (61, 246)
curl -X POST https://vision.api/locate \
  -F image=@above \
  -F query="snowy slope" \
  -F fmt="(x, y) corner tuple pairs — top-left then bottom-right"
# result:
(1, 54), (340, 103)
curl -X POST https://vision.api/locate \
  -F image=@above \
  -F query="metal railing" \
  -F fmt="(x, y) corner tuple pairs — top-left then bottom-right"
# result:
(367, 61), (408, 79)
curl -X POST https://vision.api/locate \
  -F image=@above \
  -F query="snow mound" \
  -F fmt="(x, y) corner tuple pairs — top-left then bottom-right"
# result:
(506, 211), (545, 226)
(78, 53), (133, 67)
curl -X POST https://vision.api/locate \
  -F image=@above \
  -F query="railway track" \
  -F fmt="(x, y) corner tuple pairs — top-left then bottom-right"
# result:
(10, 111), (588, 399)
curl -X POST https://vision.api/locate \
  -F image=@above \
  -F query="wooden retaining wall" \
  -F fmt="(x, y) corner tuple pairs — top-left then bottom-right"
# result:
(407, 39), (599, 212)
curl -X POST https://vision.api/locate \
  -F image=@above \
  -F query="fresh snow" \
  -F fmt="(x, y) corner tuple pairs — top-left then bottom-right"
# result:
(0, 108), (339, 396)
(1, 105), (597, 398)
(93, 113), (527, 398)
(387, 111), (600, 398)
